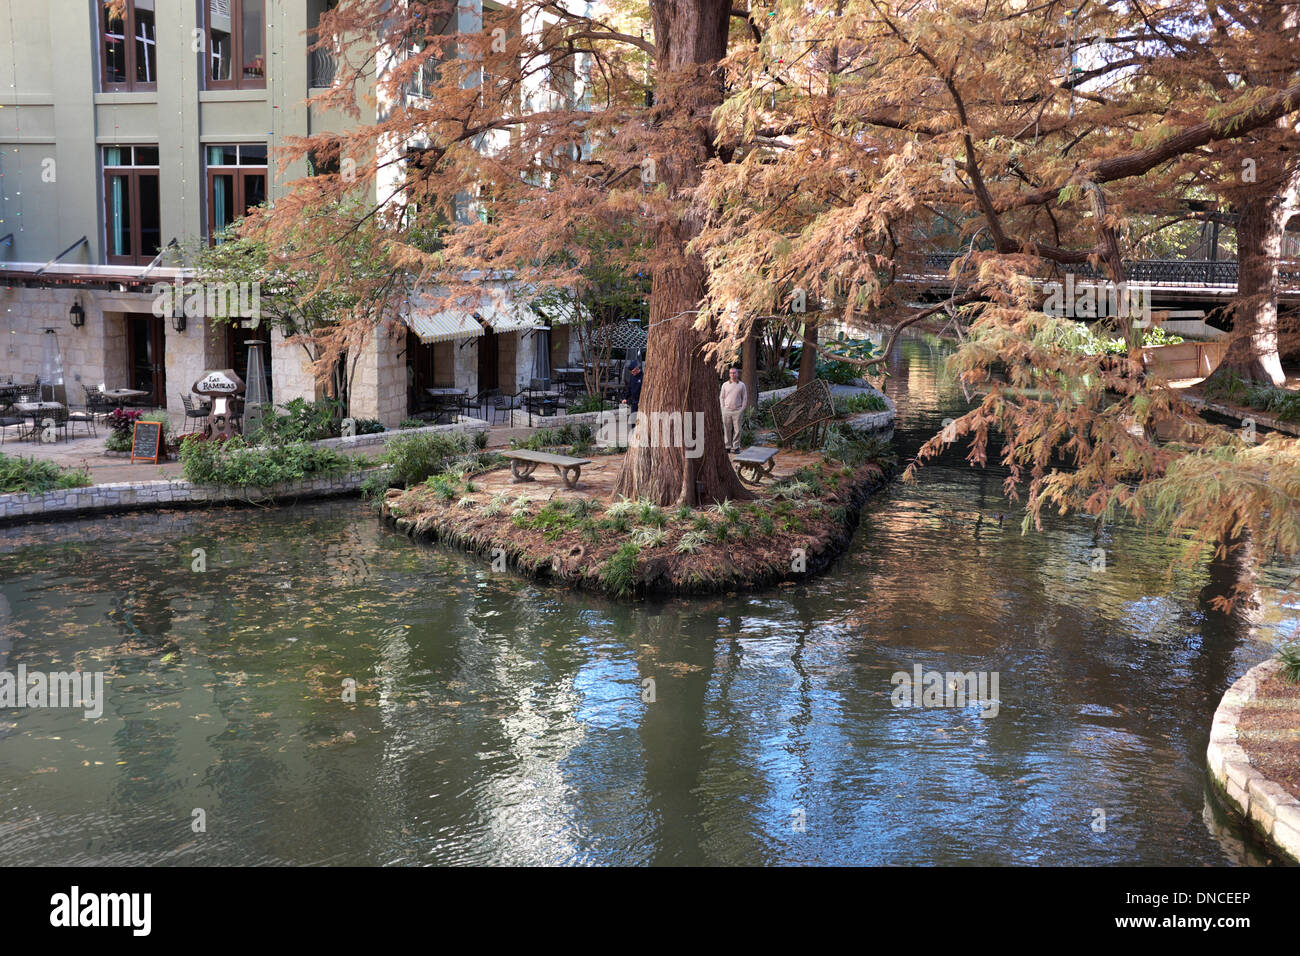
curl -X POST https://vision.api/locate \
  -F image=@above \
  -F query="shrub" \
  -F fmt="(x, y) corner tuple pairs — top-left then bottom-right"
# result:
(376, 431), (473, 490)
(631, 526), (667, 548)
(604, 497), (637, 519)
(635, 499), (667, 527)
(771, 480), (812, 500)
(600, 542), (640, 597)
(834, 392), (888, 415)
(352, 418), (386, 435)
(565, 393), (605, 414)
(1278, 642), (1300, 684)
(399, 418), (427, 430)
(180, 436), (352, 487)
(1203, 371), (1300, 423)
(0, 453), (92, 494)
(674, 530), (709, 554)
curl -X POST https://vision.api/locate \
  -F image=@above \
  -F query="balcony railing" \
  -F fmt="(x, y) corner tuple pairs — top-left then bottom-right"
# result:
(310, 47), (336, 88)
(921, 254), (1263, 287)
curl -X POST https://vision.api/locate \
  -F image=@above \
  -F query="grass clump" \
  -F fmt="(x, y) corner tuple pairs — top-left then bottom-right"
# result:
(1277, 642), (1300, 684)
(0, 453), (93, 494)
(600, 542), (641, 597)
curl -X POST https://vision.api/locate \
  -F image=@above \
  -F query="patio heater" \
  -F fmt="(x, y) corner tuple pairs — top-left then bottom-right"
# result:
(243, 340), (269, 433)
(39, 328), (64, 401)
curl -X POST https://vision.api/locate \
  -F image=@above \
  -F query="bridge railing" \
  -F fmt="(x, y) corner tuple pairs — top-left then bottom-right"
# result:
(921, 254), (1300, 289)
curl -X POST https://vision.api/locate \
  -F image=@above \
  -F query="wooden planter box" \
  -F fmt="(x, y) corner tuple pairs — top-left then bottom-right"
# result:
(1140, 340), (1228, 381)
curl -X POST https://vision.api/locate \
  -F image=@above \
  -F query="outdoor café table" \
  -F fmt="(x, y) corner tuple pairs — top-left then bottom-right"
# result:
(426, 387), (466, 423)
(103, 388), (148, 409)
(12, 401), (64, 441)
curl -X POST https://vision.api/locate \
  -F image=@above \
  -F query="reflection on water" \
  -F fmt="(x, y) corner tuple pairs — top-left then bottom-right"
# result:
(0, 336), (1294, 865)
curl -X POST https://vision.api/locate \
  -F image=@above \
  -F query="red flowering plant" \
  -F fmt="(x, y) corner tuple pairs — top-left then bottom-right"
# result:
(107, 407), (143, 437)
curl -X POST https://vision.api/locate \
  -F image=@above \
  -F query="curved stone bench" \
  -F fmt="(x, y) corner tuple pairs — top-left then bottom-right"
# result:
(1206, 659), (1300, 863)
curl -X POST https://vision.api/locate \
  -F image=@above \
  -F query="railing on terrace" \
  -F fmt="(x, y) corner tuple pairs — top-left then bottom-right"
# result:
(920, 253), (1300, 289)
(310, 47), (337, 88)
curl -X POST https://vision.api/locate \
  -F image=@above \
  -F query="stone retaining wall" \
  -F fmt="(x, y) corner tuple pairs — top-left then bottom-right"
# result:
(1182, 395), (1300, 438)
(1206, 659), (1300, 863)
(312, 419), (490, 451)
(0, 470), (374, 526)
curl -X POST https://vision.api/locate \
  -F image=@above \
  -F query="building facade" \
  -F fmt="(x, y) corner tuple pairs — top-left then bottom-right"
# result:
(0, 0), (580, 427)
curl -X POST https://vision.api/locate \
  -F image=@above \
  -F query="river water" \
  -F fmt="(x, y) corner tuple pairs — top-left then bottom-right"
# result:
(0, 337), (1295, 865)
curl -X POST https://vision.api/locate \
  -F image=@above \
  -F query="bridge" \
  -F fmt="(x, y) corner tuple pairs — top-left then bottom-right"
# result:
(916, 253), (1300, 307)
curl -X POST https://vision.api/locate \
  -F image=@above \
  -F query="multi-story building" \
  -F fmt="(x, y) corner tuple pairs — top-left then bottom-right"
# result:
(0, 0), (581, 427)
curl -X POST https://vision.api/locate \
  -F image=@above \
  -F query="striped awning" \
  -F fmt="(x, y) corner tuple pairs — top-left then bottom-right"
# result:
(404, 291), (485, 344)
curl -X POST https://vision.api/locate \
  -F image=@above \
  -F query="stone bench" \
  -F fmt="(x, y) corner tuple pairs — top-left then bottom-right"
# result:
(502, 449), (593, 489)
(732, 445), (778, 485)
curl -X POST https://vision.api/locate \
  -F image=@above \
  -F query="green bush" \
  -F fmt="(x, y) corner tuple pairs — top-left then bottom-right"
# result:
(247, 397), (343, 444)
(180, 436), (353, 487)
(600, 542), (641, 597)
(105, 430), (132, 452)
(352, 418), (386, 435)
(1051, 323), (1184, 356)
(1278, 642), (1300, 684)
(0, 453), (92, 494)
(366, 430), (476, 497)
(566, 393), (606, 414)
(833, 392), (888, 415)
(1204, 370), (1300, 423)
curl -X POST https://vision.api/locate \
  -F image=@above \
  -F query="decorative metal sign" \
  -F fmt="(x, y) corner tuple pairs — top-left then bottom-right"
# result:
(192, 369), (246, 439)
(771, 379), (835, 443)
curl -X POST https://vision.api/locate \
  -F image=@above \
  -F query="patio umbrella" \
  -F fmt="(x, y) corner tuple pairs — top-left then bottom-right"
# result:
(589, 320), (648, 352)
(39, 329), (64, 400)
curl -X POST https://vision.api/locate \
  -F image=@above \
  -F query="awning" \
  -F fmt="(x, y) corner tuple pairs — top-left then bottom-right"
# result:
(405, 284), (559, 342)
(404, 292), (485, 344)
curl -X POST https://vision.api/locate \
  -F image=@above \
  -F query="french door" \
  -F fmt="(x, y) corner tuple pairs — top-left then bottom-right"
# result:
(127, 314), (167, 408)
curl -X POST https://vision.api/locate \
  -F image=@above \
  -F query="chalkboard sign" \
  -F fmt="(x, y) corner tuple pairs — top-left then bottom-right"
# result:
(130, 421), (164, 464)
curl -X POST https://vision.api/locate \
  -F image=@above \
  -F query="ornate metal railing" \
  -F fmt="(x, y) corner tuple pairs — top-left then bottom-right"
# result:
(309, 47), (337, 88)
(921, 253), (1300, 289)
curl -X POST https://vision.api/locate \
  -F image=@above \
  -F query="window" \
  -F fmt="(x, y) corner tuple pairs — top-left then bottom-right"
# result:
(206, 144), (268, 241)
(100, 1), (157, 91)
(206, 0), (265, 89)
(103, 146), (161, 265)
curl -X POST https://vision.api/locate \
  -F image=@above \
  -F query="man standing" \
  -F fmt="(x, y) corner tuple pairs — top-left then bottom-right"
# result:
(622, 359), (643, 414)
(719, 367), (747, 454)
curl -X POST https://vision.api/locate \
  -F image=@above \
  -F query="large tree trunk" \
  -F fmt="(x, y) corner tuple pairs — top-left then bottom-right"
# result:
(1215, 170), (1296, 386)
(613, 0), (747, 505)
(797, 317), (818, 386)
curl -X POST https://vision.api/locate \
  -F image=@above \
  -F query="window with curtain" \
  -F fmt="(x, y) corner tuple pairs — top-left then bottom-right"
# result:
(206, 144), (268, 242)
(100, 1), (157, 92)
(103, 146), (161, 265)
(207, 0), (265, 89)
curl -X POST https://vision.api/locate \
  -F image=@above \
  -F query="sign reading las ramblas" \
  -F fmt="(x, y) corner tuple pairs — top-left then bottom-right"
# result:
(192, 369), (246, 439)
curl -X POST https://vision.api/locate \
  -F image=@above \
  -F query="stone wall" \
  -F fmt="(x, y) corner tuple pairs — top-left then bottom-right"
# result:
(0, 285), (116, 394)
(350, 323), (407, 428)
(165, 314), (226, 414)
(0, 471), (372, 525)
(270, 326), (318, 405)
(1207, 659), (1300, 864)
(313, 418), (489, 451)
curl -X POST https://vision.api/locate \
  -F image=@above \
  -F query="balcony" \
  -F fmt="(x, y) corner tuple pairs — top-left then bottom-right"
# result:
(310, 47), (336, 89)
